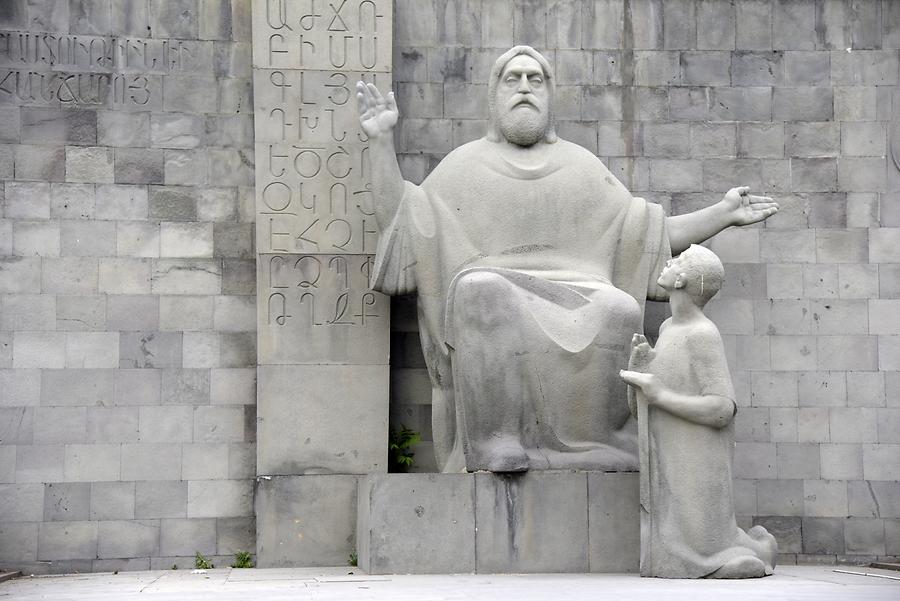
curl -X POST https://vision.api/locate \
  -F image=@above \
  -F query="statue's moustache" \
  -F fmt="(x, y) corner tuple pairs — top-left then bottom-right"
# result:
(509, 94), (539, 110)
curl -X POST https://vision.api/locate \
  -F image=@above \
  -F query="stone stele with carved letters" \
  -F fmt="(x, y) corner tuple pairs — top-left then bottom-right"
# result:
(620, 244), (778, 579)
(356, 46), (778, 474)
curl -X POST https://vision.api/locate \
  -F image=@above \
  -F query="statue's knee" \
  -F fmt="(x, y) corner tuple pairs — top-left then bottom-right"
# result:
(452, 271), (515, 326)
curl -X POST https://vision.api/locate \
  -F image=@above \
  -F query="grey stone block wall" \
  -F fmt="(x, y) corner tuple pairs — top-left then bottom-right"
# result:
(0, 0), (256, 574)
(389, 0), (900, 565)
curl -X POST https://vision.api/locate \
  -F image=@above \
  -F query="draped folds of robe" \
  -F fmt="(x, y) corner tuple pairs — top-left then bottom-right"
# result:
(639, 321), (778, 578)
(372, 137), (671, 473)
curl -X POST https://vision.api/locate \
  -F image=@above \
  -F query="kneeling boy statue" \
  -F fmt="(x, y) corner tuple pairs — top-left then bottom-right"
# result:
(620, 244), (777, 579)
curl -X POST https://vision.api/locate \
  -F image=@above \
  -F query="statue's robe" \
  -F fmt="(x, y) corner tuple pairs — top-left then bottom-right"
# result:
(372, 137), (671, 472)
(639, 319), (777, 578)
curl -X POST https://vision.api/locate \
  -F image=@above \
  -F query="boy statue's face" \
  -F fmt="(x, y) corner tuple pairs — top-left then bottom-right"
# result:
(657, 255), (687, 291)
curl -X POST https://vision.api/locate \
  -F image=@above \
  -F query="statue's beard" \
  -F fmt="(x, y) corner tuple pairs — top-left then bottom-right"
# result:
(498, 106), (549, 147)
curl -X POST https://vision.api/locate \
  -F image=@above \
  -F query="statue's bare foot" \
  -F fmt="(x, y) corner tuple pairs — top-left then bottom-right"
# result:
(467, 437), (529, 472)
(706, 555), (768, 579)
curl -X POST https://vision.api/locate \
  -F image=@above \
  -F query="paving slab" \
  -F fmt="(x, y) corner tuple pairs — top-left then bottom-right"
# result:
(0, 566), (897, 601)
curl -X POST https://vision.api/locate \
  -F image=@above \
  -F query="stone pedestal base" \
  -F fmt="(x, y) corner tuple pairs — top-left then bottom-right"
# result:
(357, 471), (639, 574)
(256, 475), (359, 568)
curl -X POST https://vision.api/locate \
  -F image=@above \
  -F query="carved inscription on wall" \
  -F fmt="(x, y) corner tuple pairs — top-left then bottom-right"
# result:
(0, 31), (206, 108)
(255, 69), (389, 254)
(252, 0), (391, 71)
(253, 0), (391, 366)
(259, 253), (390, 364)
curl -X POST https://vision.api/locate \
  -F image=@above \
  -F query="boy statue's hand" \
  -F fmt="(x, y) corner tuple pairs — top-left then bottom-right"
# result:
(628, 333), (655, 370)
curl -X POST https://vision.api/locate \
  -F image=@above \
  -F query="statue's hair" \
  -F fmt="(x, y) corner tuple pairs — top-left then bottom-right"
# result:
(486, 45), (558, 144)
(678, 244), (725, 307)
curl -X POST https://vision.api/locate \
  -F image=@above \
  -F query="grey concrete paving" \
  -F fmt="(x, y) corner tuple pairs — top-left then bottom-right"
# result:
(1, 565), (898, 601)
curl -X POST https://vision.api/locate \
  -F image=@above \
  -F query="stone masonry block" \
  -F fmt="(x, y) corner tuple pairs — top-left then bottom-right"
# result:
(697, 0), (735, 49)
(786, 122), (838, 157)
(38, 522), (98, 561)
(60, 221), (116, 257)
(834, 87), (877, 121)
(844, 518), (885, 556)
(0, 257), (41, 294)
(797, 408), (829, 443)
(66, 332), (119, 368)
(113, 369), (161, 407)
(588, 471), (639, 572)
(217, 516), (255, 555)
(682, 51), (731, 86)
(151, 259), (221, 295)
(193, 406), (244, 443)
(115, 149), (165, 185)
(802, 517), (844, 554)
(161, 369), (210, 406)
(50, 183), (94, 219)
(476, 471), (589, 573)
(119, 332), (182, 369)
(117, 222), (160, 258)
(820, 444), (862, 480)
(160, 518), (216, 557)
(803, 480), (848, 517)
(56, 295), (106, 331)
(65, 444), (121, 482)
(841, 122), (886, 157)
(90, 481), (136, 521)
(98, 520), (160, 559)
(830, 408), (878, 444)
(135, 481), (188, 519)
(182, 332), (220, 369)
(44, 482), (91, 522)
(1, 294), (56, 330)
(107, 296), (159, 332)
(734, 442), (777, 479)
(98, 258), (151, 294)
(159, 223), (214, 259)
(15, 146), (66, 182)
(0, 522), (39, 563)
(66, 147), (114, 184)
(778, 443), (820, 479)
(139, 406), (193, 443)
(13, 332), (66, 368)
(257, 365), (388, 475)
(187, 480), (253, 518)
(256, 475), (358, 568)
(737, 122), (782, 158)
(358, 473), (475, 574)
(0, 483), (44, 521)
(165, 150), (209, 185)
(709, 87), (772, 121)
(757, 478), (803, 516)
(120, 443), (182, 481)
(838, 157), (886, 193)
(5, 182), (51, 219)
(181, 443), (228, 480)
(151, 113), (205, 150)
(13, 222), (61, 257)
(863, 444), (900, 480)
(42, 257), (99, 295)
(98, 112), (151, 147)
(817, 336), (878, 371)
(95, 185), (149, 221)
(210, 368), (254, 405)
(159, 296), (213, 331)
(33, 407), (86, 445)
(21, 109), (96, 145)
(784, 51), (830, 86)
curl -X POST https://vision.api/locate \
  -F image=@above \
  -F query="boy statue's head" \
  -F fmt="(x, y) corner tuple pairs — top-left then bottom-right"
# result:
(657, 244), (725, 307)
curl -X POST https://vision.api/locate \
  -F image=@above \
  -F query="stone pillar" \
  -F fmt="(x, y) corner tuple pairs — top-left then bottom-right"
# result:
(251, 0), (392, 566)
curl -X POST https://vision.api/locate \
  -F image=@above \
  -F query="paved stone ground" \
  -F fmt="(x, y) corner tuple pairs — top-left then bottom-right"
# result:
(0, 566), (898, 601)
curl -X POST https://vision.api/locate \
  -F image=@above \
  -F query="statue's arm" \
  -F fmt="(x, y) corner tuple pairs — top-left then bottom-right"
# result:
(666, 187), (778, 254)
(620, 370), (736, 429)
(357, 82), (406, 230)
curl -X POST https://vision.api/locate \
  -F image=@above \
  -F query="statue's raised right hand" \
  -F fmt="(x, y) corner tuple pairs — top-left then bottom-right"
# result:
(356, 81), (398, 139)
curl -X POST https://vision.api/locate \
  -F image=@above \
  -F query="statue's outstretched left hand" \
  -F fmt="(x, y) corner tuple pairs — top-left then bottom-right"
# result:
(722, 186), (778, 226)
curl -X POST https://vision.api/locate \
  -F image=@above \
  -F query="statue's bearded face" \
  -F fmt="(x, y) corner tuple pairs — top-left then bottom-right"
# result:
(495, 55), (550, 147)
